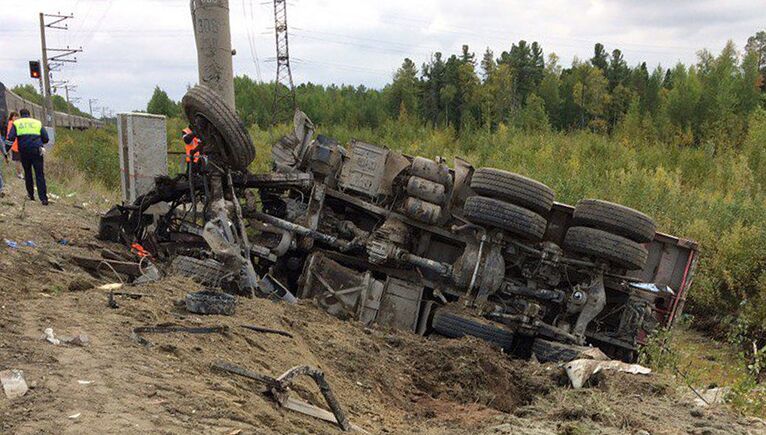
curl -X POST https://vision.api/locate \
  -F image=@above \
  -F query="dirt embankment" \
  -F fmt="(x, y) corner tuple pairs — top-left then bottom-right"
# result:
(0, 180), (763, 434)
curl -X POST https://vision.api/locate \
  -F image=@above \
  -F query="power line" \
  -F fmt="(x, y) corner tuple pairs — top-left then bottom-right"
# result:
(242, 0), (263, 82)
(39, 12), (82, 126)
(271, 0), (296, 125)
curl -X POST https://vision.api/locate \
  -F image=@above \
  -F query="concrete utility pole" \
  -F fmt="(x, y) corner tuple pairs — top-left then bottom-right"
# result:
(190, 0), (236, 109)
(39, 12), (82, 127)
(89, 98), (98, 117)
(39, 13), (53, 126)
(63, 84), (77, 130)
(271, 0), (296, 125)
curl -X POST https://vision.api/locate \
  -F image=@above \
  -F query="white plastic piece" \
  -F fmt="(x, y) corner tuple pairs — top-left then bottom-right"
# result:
(565, 359), (651, 389)
(1, 369), (29, 399)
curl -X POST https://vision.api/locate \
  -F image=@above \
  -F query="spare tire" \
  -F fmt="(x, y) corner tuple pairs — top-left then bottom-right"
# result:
(563, 226), (648, 270)
(464, 196), (547, 241)
(432, 310), (514, 351)
(573, 199), (656, 243)
(182, 85), (255, 170)
(470, 168), (555, 215)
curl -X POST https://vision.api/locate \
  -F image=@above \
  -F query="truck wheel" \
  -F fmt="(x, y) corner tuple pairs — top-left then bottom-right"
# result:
(182, 85), (255, 171)
(563, 226), (648, 270)
(432, 310), (515, 351)
(470, 168), (555, 215)
(573, 199), (656, 243)
(464, 196), (547, 241)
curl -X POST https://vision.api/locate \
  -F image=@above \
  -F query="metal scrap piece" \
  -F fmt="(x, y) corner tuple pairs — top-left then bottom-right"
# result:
(212, 361), (360, 432)
(133, 325), (229, 334)
(132, 324), (229, 347)
(239, 324), (294, 338)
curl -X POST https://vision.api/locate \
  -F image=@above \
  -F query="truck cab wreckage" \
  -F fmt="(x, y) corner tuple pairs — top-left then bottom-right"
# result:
(99, 85), (698, 363)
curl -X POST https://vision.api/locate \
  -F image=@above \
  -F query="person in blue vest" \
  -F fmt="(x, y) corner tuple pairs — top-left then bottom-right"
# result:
(6, 109), (49, 205)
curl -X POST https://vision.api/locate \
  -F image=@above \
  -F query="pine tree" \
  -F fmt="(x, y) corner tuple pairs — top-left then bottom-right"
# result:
(387, 58), (420, 119)
(146, 86), (179, 118)
(591, 43), (609, 71)
(480, 47), (496, 82)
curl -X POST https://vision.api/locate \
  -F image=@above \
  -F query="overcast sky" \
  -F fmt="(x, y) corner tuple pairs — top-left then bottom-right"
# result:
(0, 0), (762, 115)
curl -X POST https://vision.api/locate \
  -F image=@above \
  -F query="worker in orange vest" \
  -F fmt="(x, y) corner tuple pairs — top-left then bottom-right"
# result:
(5, 112), (23, 179)
(182, 127), (201, 165)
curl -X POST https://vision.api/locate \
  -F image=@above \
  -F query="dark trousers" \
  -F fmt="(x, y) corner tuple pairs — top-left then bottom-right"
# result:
(20, 149), (47, 202)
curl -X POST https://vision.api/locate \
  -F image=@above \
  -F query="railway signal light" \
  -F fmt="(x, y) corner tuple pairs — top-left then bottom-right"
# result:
(29, 61), (42, 79)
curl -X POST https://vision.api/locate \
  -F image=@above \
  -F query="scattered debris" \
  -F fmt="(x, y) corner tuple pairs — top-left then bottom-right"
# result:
(185, 291), (236, 316)
(213, 361), (362, 432)
(98, 283), (123, 291)
(132, 324), (228, 347)
(240, 324), (293, 338)
(1, 369), (29, 399)
(693, 386), (731, 407)
(4, 239), (17, 249)
(77, 380), (93, 385)
(107, 292), (119, 309)
(111, 291), (148, 299)
(68, 412), (81, 419)
(42, 327), (60, 345)
(133, 262), (160, 284)
(532, 338), (610, 363)
(22, 240), (36, 248)
(259, 274), (298, 304)
(72, 255), (142, 280)
(564, 358), (652, 389)
(41, 328), (89, 346)
(133, 325), (229, 335)
(61, 333), (90, 347)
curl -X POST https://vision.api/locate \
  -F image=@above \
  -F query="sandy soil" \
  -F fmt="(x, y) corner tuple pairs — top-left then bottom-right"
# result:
(0, 178), (764, 435)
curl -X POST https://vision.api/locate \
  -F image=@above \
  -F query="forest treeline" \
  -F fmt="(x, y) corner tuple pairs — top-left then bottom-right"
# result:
(147, 31), (766, 150)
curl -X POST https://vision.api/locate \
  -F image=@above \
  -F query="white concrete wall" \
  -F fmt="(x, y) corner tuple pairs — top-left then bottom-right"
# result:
(117, 113), (167, 203)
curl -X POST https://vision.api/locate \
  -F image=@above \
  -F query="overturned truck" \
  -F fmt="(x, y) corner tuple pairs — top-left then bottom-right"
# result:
(100, 86), (698, 362)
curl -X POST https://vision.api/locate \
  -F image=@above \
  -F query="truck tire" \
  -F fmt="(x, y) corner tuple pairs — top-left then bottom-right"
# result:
(573, 199), (656, 243)
(182, 85), (255, 170)
(563, 226), (648, 270)
(432, 310), (514, 351)
(464, 196), (547, 241)
(470, 168), (555, 215)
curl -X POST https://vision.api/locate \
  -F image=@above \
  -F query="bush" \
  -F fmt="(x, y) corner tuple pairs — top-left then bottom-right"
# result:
(53, 127), (120, 190)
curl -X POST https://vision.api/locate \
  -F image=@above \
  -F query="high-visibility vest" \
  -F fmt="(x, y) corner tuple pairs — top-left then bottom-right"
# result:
(182, 128), (200, 163)
(5, 120), (18, 152)
(13, 117), (43, 136)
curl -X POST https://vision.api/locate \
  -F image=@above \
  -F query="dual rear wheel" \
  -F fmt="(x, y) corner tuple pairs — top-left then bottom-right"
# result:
(464, 168), (655, 271)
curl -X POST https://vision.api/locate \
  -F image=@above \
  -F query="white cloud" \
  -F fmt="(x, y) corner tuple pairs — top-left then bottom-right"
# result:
(0, 0), (761, 114)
